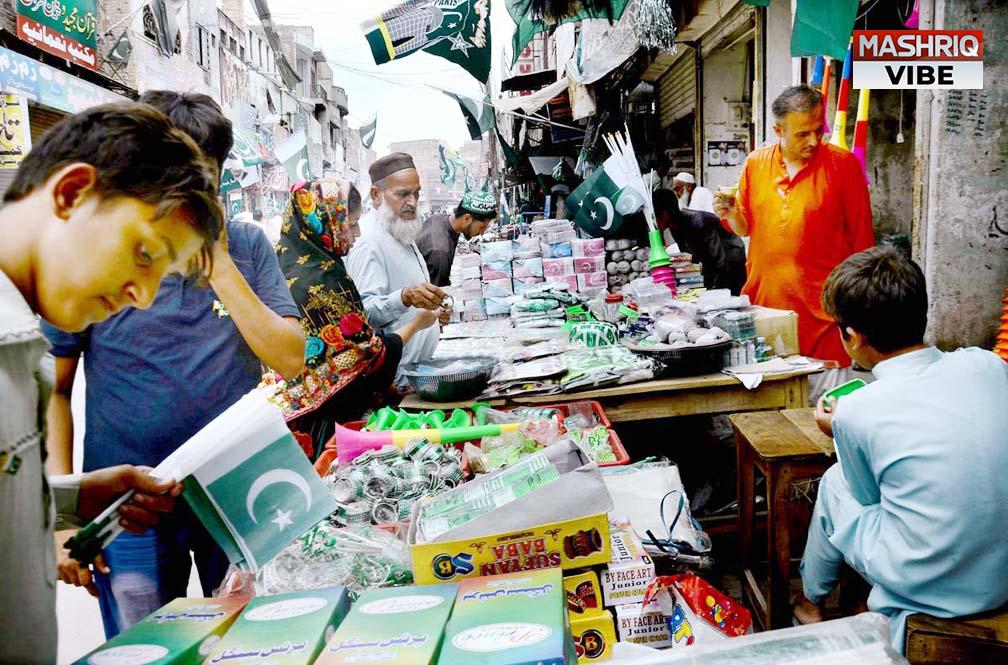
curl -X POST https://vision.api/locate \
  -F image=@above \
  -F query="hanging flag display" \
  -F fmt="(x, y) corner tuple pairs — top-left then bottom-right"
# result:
(831, 41), (854, 149)
(276, 129), (312, 186)
(509, 0), (629, 66)
(565, 154), (644, 237)
(445, 90), (496, 140)
(360, 115), (377, 149)
(439, 144), (467, 184)
(362, 0), (492, 83)
(790, 0), (859, 62)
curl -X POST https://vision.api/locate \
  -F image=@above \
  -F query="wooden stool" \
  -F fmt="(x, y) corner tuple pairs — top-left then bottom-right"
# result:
(906, 608), (1008, 664)
(730, 409), (835, 630)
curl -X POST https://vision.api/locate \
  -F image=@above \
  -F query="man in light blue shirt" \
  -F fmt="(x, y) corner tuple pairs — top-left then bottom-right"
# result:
(794, 247), (1008, 652)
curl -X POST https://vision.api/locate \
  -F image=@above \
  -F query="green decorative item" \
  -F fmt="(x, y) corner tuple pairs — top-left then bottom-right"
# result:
(508, 0), (629, 66)
(362, 0), (492, 83)
(446, 90), (496, 140)
(790, 0), (860, 61)
(365, 407), (472, 431)
(569, 321), (619, 348)
(460, 189), (498, 215)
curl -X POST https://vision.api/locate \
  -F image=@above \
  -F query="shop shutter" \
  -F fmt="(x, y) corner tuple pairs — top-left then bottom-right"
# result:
(658, 47), (696, 130)
(700, 4), (756, 58)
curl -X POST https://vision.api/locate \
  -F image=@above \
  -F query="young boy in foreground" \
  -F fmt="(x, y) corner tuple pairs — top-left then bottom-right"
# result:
(794, 246), (1008, 651)
(0, 102), (224, 664)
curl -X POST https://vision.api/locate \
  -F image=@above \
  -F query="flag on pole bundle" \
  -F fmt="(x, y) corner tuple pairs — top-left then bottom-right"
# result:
(362, 0), (492, 83)
(439, 144), (466, 184)
(830, 40), (854, 149)
(565, 155), (643, 237)
(360, 114), (378, 149)
(68, 391), (336, 571)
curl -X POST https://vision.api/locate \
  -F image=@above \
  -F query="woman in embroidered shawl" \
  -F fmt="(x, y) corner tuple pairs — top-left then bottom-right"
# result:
(266, 179), (436, 458)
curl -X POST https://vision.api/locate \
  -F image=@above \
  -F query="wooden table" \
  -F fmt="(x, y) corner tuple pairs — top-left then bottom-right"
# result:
(730, 409), (835, 630)
(906, 608), (1008, 664)
(401, 370), (813, 423)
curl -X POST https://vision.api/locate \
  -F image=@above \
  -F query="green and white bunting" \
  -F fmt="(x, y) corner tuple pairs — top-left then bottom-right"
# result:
(362, 0), (492, 83)
(508, 0), (628, 66)
(566, 155), (646, 237)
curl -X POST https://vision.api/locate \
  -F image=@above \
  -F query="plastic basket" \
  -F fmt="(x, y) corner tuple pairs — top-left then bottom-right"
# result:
(625, 340), (732, 378)
(400, 356), (496, 402)
(508, 401), (628, 467)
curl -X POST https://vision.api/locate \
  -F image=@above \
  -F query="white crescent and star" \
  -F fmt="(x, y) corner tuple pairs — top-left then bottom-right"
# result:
(594, 196), (615, 230)
(246, 469), (312, 531)
(296, 158), (311, 182)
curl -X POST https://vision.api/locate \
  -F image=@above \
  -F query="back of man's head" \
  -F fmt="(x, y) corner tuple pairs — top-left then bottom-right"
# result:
(139, 90), (233, 172)
(653, 188), (681, 217)
(822, 246), (928, 353)
(3, 101), (223, 246)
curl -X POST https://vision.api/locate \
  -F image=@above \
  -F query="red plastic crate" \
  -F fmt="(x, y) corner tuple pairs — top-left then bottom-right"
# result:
(525, 401), (627, 467)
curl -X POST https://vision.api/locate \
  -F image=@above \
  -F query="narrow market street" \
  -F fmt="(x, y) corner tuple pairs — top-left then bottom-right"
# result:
(0, 1), (1005, 664)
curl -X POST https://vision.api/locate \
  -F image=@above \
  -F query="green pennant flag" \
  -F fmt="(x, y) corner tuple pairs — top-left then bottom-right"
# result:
(360, 115), (377, 149)
(496, 128), (522, 171)
(445, 90), (496, 140)
(220, 169), (241, 195)
(508, 0), (628, 66)
(790, 0), (858, 61)
(565, 155), (645, 237)
(362, 0), (492, 83)
(439, 144), (466, 184)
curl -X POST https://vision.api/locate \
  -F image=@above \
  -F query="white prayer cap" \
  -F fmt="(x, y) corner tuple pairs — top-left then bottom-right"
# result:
(673, 172), (696, 184)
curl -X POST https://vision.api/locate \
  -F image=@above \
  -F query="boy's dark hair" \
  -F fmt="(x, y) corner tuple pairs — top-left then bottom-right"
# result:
(139, 90), (233, 171)
(822, 246), (928, 353)
(3, 102), (223, 265)
(347, 184), (362, 216)
(652, 188), (681, 216)
(454, 205), (496, 222)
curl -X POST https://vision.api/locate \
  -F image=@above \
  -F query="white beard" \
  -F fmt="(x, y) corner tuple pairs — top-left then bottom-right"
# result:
(378, 201), (423, 247)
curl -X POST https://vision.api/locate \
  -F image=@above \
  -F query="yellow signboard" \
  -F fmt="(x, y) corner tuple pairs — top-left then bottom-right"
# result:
(0, 94), (31, 169)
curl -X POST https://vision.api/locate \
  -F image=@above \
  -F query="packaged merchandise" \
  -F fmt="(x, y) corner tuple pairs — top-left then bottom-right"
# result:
(486, 297), (513, 317)
(513, 257), (545, 278)
(513, 277), (547, 295)
(203, 587), (351, 664)
(614, 601), (672, 648)
(563, 571), (603, 616)
(482, 240), (515, 264)
(438, 569), (573, 665)
(543, 241), (574, 259)
(73, 597), (247, 665)
(573, 257), (606, 274)
(572, 238), (605, 258)
(600, 523), (655, 606)
(483, 261), (513, 281)
(484, 278), (515, 298)
(543, 258), (576, 278)
(316, 584), (459, 665)
(576, 273), (607, 290)
(570, 610), (616, 663)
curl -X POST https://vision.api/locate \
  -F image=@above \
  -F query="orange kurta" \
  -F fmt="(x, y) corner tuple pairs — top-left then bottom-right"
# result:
(737, 142), (874, 365)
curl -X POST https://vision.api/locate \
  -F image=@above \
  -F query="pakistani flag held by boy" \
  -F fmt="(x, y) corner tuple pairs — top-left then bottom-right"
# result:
(362, 0), (492, 83)
(177, 391), (336, 572)
(566, 155), (647, 237)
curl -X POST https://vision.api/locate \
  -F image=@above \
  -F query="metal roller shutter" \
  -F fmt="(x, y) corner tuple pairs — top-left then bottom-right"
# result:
(658, 47), (696, 130)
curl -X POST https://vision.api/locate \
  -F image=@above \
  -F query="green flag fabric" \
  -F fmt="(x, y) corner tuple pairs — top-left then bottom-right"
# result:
(360, 115), (377, 149)
(566, 155), (645, 237)
(275, 129), (312, 185)
(439, 144), (466, 184)
(446, 91), (496, 140)
(508, 0), (628, 66)
(231, 128), (266, 167)
(496, 128), (522, 171)
(790, 0), (858, 61)
(741, 0), (770, 6)
(362, 0), (492, 83)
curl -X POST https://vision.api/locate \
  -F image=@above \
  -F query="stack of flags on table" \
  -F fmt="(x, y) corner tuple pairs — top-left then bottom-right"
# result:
(69, 390), (336, 572)
(996, 288), (1008, 362)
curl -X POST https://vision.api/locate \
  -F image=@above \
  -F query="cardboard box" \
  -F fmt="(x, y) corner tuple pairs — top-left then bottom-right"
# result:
(203, 587), (350, 664)
(573, 256), (606, 274)
(614, 601), (672, 649)
(410, 443), (613, 585)
(316, 585), (459, 665)
(749, 305), (800, 357)
(74, 597), (247, 665)
(600, 523), (655, 607)
(438, 569), (572, 665)
(570, 610), (616, 663)
(564, 571), (603, 616)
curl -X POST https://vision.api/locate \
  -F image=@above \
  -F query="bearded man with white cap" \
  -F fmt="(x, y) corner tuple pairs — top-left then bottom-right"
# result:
(346, 152), (448, 386)
(673, 172), (716, 214)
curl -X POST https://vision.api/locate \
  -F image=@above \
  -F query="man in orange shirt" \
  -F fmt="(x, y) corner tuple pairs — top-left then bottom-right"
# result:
(715, 85), (874, 400)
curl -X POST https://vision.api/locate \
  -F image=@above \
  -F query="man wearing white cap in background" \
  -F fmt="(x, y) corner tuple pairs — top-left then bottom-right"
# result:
(673, 172), (716, 215)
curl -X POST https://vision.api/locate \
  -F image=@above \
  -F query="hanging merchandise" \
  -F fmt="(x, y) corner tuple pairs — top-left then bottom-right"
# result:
(634, 0), (678, 51)
(830, 40), (854, 149)
(852, 88), (871, 183)
(790, 0), (860, 61)
(509, 0), (629, 66)
(361, 0), (492, 84)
